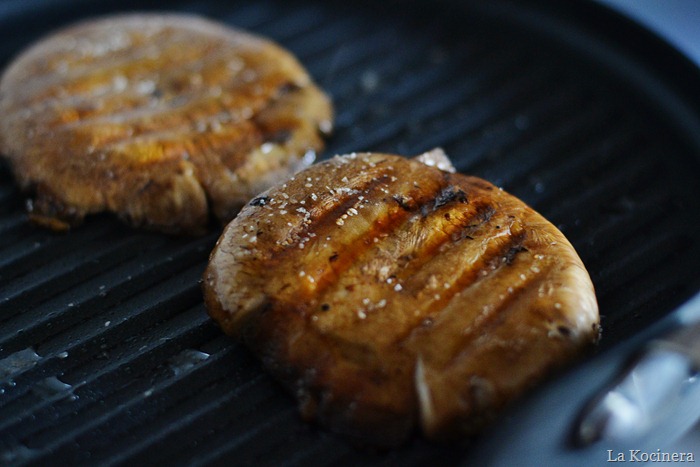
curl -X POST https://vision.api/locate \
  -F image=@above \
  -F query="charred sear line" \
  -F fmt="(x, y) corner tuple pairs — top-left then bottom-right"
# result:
(27, 45), (209, 109)
(448, 202), (496, 243)
(289, 172), (392, 242)
(488, 228), (527, 270)
(301, 202), (414, 299)
(395, 229), (533, 350)
(249, 196), (269, 206)
(264, 128), (292, 144)
(449, 228), (526, 296)
(420, 186), (468, 217)
(392, 229), (529, 348)
(291, 173), (452, 299)
(503, 244), (528, 265)
(392, 195), (413, 211)
(270, 172), (397, 268)
(446, 259), (554, 369)
(434, 185), (468, 209)
(472, 204), (496, 227)
(395, 184), (469, 217)
(277, 81), (302, 96)
(47, 48), (256, 134)
(392, 200), (501, 285)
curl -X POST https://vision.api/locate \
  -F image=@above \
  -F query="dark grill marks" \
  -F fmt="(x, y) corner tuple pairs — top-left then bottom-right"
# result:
(394, 221), (529, 348)
(392, 194), (413, 211)
(255, 155), (535, 336)
(249, 196), (269, 207)
(273, 159), (452, 301)
(445, 259), (555, 370)
(58, 80), (284, 154)
(295, 163), (532, 350)
(457, 250), (545, 336)
(272, 162), (395, 251)
(73, 96), (248, 139)
(444, 222), (528, 300)
(305, 183), (476, 304)
(503, 244), (528, 265)
(293, 198), (404, 301)
(18, 44), (231, 117)
(14, 32), (224, 106)
(433, 185), (468, 210)
(402, 238), (552, 373)
(390, 199), (497, 286)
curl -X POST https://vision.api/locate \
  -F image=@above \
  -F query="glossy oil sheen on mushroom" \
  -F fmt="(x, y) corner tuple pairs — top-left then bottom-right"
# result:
(203, 150), (599, 445)
(0, 13), (333, 234)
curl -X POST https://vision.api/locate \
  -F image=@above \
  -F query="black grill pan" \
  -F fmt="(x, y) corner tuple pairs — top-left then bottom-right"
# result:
(1, 0), (700, 465)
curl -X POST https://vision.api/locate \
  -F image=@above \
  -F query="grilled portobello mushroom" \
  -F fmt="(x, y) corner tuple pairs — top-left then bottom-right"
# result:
(0, 13), (332, 234)
(204, 150), (599, 445)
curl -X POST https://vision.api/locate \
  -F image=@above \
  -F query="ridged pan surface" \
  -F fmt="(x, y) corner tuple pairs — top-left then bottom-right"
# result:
(1, 0), (700, 465)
